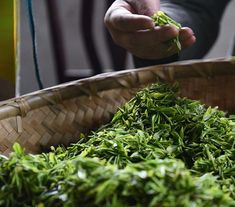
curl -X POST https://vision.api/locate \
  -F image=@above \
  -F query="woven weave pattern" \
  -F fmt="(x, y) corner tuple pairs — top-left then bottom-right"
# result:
(0, 88), (136, 155)
(0, 58), (235, 155)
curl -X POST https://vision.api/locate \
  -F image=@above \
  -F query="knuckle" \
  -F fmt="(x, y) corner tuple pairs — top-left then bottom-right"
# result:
(104, 12), (112, 28)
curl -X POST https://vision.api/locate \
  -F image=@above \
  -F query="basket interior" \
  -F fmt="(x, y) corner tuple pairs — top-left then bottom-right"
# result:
(0, 59), (235, 155)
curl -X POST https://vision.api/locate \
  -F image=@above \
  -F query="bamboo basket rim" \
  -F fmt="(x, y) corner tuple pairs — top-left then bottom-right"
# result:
(0, 57), (234, 121)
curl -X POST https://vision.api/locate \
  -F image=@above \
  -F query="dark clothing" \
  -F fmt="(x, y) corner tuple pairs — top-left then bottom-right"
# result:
(134, 0), (231, 68)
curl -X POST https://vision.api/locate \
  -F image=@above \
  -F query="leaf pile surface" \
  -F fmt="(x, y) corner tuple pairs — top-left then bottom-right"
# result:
(1, 83), (235, 206)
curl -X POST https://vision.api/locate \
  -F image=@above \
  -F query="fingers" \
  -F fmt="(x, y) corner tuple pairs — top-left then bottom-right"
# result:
(110, 26), (180, 59)
(179, 27), (196, 49)
(104, 1), (155, 32)
(128, 40), (179, 60)
(111, 25), (179, 50)
(105, 11), (155, 32)
(104, 0), (196, 60)
(110, 26), (196, 60)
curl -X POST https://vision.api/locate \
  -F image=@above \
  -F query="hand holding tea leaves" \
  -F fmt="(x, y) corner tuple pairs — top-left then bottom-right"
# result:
(104, 0), (195, 59)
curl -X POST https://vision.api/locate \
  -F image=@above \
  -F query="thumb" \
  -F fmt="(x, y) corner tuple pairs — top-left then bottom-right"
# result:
(126, 0), (160, 16)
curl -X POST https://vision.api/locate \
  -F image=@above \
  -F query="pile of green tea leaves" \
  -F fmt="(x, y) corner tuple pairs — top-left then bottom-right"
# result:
(1, 83), (235, 206)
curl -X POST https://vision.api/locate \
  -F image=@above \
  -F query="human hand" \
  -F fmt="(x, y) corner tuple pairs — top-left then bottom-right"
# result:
(104, 0), (196, 60)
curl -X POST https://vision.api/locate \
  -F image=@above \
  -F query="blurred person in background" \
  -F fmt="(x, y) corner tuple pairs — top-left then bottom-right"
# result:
(104, 0), (231, 67)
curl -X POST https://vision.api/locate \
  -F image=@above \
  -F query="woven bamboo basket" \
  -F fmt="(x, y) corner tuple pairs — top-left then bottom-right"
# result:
(1, 58), (235, 155)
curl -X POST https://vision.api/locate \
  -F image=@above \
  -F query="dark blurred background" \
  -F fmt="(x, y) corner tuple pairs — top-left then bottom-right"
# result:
(18, 0), (235, 95)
